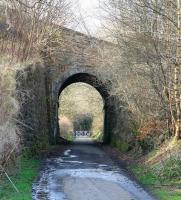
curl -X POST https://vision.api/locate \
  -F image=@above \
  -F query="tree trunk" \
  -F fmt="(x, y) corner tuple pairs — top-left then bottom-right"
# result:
(175, 0), (181, 139)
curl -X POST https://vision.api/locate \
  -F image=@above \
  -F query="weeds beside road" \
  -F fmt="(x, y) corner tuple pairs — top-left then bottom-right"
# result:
(102, 142), (181, 200)
(0, 156), (40, 200)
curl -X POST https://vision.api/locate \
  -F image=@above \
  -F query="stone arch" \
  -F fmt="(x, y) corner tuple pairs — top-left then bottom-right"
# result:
(51, 66), (112, 144)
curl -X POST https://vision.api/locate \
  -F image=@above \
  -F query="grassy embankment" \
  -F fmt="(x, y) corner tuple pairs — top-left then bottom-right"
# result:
(130, 164), (181, 200)
(0, 156), (40, 200)
(129, 141), (181, 200)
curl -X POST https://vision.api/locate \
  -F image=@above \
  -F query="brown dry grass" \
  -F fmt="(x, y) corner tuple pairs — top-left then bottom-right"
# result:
(0, 63), (20, 167)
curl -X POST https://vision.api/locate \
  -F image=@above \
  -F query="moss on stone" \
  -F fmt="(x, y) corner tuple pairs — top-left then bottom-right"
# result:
(111, 136), (129, 152)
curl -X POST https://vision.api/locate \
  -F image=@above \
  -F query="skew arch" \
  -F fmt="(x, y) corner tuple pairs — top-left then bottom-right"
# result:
(51, 66), (112, 144)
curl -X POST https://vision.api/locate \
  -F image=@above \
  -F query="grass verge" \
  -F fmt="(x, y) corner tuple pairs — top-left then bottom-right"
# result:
(0, 156), (40, 200)
(130, 164), (181, 200)
(103, 140), (181, 200)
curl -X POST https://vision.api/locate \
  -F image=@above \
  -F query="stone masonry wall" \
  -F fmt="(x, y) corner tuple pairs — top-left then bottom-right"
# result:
(16, 64), (49, 151)
(44, 27), (118, 87)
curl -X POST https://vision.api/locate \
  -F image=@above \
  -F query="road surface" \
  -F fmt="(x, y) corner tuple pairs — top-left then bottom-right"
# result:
(32, 138), (157, 200)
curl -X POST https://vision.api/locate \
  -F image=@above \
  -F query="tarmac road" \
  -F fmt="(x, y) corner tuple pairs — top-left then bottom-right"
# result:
(32, 137), (157, 200)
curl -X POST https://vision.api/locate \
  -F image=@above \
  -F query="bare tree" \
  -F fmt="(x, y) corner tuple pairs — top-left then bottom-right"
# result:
(0, 0), (73, 168)
(97, 0), (181, 142)
(0, 0), (73, 62)
(173, 0), (181, 139)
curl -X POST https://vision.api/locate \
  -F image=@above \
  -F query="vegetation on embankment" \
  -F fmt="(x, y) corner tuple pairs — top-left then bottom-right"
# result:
(0, 64), (21, 170)
(0, 0), (73, 169)
(0, 156), (40, 200)
(92, 131), (103, 142)
(108, 139), (181, 200)
(130, 164), (181, 200)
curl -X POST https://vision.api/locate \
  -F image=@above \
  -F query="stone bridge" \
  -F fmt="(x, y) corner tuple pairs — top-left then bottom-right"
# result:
(17, 27), (130, 149)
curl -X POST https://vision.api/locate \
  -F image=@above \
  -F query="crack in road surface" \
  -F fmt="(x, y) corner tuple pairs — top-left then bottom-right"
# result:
(32, 139), (157, 200)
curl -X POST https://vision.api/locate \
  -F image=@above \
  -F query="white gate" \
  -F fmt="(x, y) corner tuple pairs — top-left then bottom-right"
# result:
(74, 131), (91, 137)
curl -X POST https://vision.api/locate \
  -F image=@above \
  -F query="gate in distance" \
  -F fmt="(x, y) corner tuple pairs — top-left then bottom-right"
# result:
(74, 131), (91, 137)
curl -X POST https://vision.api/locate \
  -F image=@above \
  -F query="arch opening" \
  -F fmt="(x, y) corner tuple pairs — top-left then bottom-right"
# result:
(58, 83), (104, 143)
(52, 68), (112, 144)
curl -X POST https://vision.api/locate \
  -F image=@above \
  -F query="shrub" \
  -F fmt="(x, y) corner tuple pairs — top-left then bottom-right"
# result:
(0, 65), (20, 167)
(73, 113), (93, 132)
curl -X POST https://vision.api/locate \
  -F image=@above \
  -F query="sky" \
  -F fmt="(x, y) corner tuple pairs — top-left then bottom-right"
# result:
(71, 0), (103, 35)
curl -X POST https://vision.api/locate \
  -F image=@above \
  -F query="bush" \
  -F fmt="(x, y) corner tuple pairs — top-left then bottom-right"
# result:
(137, 119), (168, 153)
(73, 113), (93, 131)
(0, 66), (20, 167)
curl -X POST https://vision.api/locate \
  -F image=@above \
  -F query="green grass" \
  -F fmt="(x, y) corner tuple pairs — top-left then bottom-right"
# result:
(153, 188), (181, 200)
(0, 157), (40, 200)
(130, 165), (181, 200)
(130, 165), (158, 185)
(92, 131), (103, 142)
(154, 158), (181, 183)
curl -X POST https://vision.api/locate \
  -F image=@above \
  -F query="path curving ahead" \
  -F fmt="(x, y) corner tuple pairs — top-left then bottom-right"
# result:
(32, 138), (157, 200)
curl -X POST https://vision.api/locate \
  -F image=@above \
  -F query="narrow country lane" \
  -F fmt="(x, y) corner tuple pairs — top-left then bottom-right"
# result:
(32, 138), (157, 200)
